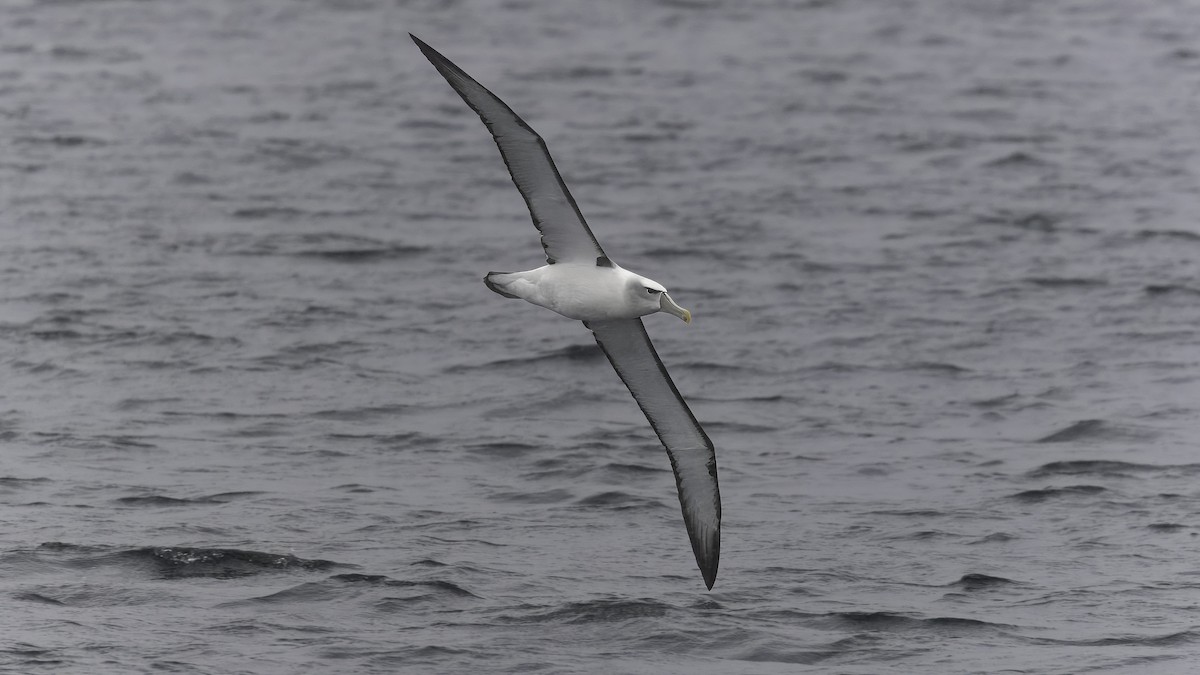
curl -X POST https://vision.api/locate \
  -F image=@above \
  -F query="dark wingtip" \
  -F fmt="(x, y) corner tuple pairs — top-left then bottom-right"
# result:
(695, 528), (719, 590)
(701, 550), (718, 590)
(409, 34), (438, 60)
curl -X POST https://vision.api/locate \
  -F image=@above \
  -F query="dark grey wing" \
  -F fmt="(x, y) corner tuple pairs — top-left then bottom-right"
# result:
(584, 318), (721, 590)
(411, 35), (607, 265)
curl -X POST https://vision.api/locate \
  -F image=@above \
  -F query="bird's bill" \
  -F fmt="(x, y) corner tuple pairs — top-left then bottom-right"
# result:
(659, 293), (692, 324)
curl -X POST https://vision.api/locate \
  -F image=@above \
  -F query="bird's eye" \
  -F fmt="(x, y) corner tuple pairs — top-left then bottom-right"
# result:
(645, 287), (662, 295)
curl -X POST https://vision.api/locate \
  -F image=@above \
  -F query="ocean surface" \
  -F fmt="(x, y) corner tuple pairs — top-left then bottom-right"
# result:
(2, 0), (1200, 672)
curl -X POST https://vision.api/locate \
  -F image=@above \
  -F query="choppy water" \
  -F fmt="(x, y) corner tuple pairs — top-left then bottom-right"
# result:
(3, 0), (1200, 672)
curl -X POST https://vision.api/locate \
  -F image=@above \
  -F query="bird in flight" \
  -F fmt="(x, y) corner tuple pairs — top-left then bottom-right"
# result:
(411, 35), (721, 590)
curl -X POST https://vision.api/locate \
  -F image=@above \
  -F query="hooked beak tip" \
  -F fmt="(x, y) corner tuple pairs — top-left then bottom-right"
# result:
(659, 293), (692, 324)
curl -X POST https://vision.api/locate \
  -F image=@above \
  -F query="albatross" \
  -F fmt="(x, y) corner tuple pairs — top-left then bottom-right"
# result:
(411, 35), (721, 590)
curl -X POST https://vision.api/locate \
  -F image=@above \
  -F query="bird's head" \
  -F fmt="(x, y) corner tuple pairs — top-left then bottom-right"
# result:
(631, 277), (691, 324)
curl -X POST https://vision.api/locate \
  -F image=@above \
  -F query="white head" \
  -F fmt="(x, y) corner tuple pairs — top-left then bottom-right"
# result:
(630, 276), (691, 323)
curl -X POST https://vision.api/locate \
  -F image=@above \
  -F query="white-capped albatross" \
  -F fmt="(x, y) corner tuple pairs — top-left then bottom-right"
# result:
(411, 35), (721, 590)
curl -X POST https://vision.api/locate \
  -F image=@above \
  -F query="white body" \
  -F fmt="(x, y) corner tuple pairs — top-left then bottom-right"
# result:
(486, 263), (687, 323)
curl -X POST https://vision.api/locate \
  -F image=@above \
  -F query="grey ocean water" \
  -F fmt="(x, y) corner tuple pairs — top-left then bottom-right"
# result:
(2, 0), (1200, 672)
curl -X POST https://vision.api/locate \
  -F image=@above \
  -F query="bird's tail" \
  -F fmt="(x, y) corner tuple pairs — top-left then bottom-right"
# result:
(483, 272), (521, 299)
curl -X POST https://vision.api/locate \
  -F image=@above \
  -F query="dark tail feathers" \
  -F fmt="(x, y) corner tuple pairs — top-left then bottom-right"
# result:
(483, 272), (520, 299)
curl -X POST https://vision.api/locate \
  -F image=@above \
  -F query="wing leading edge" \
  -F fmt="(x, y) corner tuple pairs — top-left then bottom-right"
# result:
(411, 34), (607, 265)
(584, 318), (722, 589)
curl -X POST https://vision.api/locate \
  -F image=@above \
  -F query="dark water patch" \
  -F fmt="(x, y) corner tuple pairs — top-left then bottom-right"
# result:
(123, 547), (344, 579)
(967, 393), (1019, 408)
(621, 132), (678, 144)
(114, 487), (262, 504)
(887, 529), (964, 541)
(306, 78), (377, 97)
(868, 509), (947, 518)
(235, 573), (478, 606)
(576, 491), (665, 510)
(1134, 229), (1200, 242)
(115, 397), (185, 412)
(31, 433), (157, 451)
(491, 488), (573, 505)
(3, 358), (70, 378)
(293, 244), (427, 263)
(162, 410), (290, 421)
(969, 532), (1016, 544)
(37, 541), (89, 552)
(28, 329), (84, 341)
(14, 591), (66, 605)
(1024, 630), (1200, 648)
(679, 360), (752, 372)
(522, 465), (589, 482)
(802, 360), (871, 374)
(15, 134), (107, 148)
(14, 583), (169, 608)
(983, 151), (1052, 168)
(1025, 277), (1107, 288)
(359, 645), (478, 668)
(116, 495), (213, 507)
(706, 420), (777, 434)
(525, 456), (573, 471)
(946, 573), (1017, 590)
(330, 573), (478, 597)
(694, 392), (790, 404)
(518, 65), (617, 82)
(826, 611), (1011, 633)
(231, 206), (307, 220)
(0, 476), (51, 488)
(206, 491), (264, 501)
(800, 68), (850, 85)
(1147, 523), (1187, 532)
(1145, 284), (1200, 296)
(464, 441), (542, 458)
(399, 117), (463, 131)
(139, 330), (237, 348)
(115, 491), (260, 507)
(597, 462), (668, 477)
(1008, 485), (1108, 503)
(0, 642), (52, 660)
(173, 170), (212, 185)
(48, 44), (141, 63)
(518, 598), (673, 624)
(401, 513), (488, 532)
(1028, 460), (1184, 477)
(1036, 419), (1120, 443)
(732, 642), (838, 665)
(896, 361), (971, 375)
(333, 483), (380, 494)
(959, 79), (1061, 100)
(249, 137), (354, 171)
(879, 129), (978, 153)
(312, 404), (409, 421)
(451, 344), (603, 372)
(226, 213), (375, 238)
(974, 210), (1066, 232)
